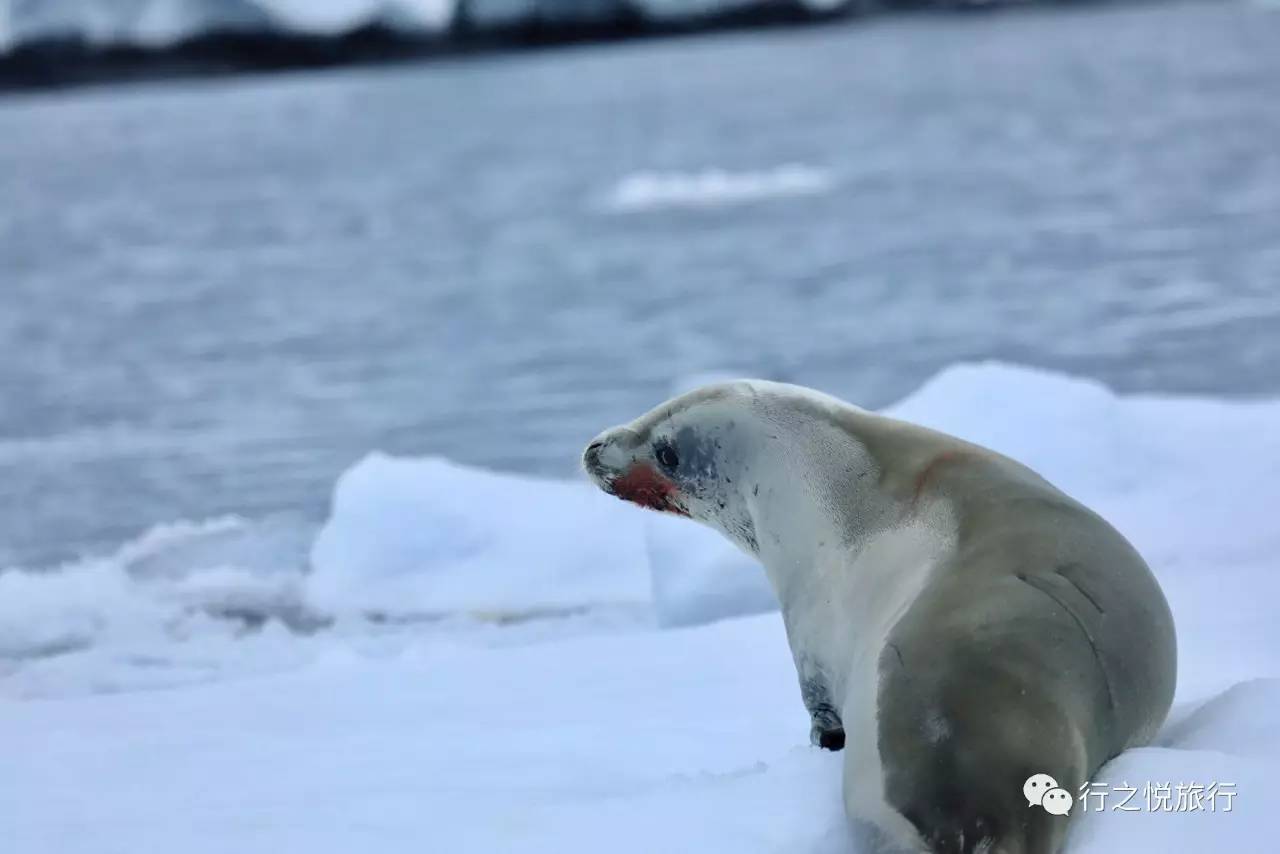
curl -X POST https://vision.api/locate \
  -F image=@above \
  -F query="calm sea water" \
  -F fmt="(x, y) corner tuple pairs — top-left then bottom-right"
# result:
(3, 1), (1279, 568)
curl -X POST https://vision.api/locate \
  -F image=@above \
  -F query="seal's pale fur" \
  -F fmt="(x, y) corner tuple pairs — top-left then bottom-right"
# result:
(584, 381), (1176, 854)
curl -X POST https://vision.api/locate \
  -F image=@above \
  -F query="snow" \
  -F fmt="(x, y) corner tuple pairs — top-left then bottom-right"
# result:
(1, 0), (274, 50)
(2, 620), (1276, 852)
(0, 0), (800, 53)
(0, 517), (304, 660)
(265, 0), (452, 33)
(0, 0), (453, 53)
(603, 165), (837, 213)
(2, 363), (1279, 852)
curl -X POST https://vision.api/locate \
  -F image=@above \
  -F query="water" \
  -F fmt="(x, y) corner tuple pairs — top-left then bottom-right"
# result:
(3, 0), (1279, 569)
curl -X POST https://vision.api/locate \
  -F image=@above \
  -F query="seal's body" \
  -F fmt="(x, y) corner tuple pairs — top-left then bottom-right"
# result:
(583, 381), (1175, 854)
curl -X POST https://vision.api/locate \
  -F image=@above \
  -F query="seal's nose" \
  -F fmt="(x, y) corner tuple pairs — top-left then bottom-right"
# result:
(582, 440), (606, 473)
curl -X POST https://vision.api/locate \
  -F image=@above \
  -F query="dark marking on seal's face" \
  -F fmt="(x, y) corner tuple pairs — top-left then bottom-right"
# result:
(612, 463), (689, 517)
(672, 426), (720, 482)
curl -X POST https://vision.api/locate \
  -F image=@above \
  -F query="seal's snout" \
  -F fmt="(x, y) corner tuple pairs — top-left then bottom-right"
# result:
(582, 428), (641, 477)
(583, 440), (605, 472)
(582, 435), (619, 493)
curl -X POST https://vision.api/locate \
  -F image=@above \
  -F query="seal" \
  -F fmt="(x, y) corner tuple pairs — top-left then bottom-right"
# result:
(583, 380), (1176, 854)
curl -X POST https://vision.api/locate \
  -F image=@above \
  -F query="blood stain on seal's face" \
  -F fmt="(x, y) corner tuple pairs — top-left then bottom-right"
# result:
(611, 463), (689, 517)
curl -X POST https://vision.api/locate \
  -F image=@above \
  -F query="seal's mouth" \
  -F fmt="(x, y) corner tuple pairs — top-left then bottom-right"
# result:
(610, 463), (689, 517)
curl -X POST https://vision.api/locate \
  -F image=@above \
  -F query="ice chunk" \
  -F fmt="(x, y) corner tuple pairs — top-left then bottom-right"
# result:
(308, 452), (650, 618)
(603, 165), (835, 213)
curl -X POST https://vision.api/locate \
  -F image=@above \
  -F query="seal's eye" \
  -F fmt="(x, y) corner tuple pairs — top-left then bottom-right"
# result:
(655, 444), (679, 471)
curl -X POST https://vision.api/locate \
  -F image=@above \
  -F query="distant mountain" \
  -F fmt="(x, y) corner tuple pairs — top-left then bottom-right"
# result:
(0, 0), (1028, 90)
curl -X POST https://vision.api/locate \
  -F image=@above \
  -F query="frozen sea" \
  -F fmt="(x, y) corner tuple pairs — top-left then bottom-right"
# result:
(2, 5), (1280, 851)
(3, 0), (1280, 569)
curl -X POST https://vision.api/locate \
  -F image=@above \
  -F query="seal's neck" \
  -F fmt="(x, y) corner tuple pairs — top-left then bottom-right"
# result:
(741, 408), (896, 597)
(739, 405), (953, 698)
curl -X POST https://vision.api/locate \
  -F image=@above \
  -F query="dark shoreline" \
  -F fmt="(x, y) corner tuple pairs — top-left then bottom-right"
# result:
(0, 2), (866, 93)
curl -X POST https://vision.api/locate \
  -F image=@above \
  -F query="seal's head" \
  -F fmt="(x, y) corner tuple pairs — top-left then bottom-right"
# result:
(584, 380), (886, 560)
(582, 381), (778, 553)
